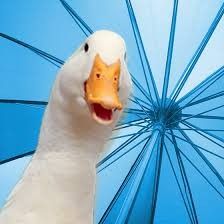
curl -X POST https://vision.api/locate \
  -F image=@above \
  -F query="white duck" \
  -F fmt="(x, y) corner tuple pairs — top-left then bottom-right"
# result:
(0, 30), (132, 224)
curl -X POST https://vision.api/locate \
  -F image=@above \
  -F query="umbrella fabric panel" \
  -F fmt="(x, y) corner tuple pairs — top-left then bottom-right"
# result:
(178, 65), (224, 109)
(181, 96), (224, 142)
(96, 123), (152, 221)
(177, 123), (224, 161)
(132, 0), (174, 98)
(0, 38), (58, 101)
(182, 117), (224, 143)
(125, 137), (160, 224)
(118, 110), (149, 126)
(0, 0), (85, 101)
(154, 139), (191, 224)
(164, 132), (224, 224)
(167, 0), (223, 99)
(167, 130), (224, 197)
(97, 131), (160, 223)
(180, 155), (224, 224)
(176, 65), (224, 142)
(96, 138), (149, 223)
(176, 8), (224, 100)
(0, 103), (45, 163)
(0, 156), (31, 208)
(175, 125), (224, 179)
(0, 0), (85, 63)
(131, 0), (223, 100)
(97, 123), (152, 172)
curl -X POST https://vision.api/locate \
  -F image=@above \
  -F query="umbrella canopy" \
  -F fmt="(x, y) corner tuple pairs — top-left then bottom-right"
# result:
(1, 0), (224, 223)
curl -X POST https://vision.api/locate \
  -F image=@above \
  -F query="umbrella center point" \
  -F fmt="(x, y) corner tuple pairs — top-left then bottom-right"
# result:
(152, 99), (182, 130)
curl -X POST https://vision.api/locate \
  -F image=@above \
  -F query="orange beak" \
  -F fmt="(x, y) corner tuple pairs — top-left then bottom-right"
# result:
(84, 54), (123, 124)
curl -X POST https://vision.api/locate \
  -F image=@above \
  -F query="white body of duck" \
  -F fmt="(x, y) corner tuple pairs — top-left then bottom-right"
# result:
(0, 30), (132, 224)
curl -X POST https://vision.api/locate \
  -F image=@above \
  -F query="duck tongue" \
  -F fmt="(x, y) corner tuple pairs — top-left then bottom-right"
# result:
(92, 103), (112, 121)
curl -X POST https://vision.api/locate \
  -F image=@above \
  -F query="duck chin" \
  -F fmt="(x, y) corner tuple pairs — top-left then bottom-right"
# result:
(92, 113), (113, 125)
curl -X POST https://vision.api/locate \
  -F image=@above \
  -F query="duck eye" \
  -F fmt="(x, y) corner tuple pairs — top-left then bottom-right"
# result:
(84, 43), (89, 52)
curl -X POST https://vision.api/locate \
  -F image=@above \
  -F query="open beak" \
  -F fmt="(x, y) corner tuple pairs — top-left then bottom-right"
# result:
(84, 54), (123, 125)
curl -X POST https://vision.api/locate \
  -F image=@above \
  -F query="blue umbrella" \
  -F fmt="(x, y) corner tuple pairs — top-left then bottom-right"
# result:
(1, 0), (224, 223)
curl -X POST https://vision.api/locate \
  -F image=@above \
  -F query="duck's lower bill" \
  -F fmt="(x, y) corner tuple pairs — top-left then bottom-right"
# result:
(90, 103), (113, 125)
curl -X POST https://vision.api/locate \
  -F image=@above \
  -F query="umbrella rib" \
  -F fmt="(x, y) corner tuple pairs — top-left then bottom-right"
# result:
(177, 65), (224, 106)
(98, 133), (152, 174)
(117, 131), (161, 223)
(98, 134), (155, 223)
(124, 97), (153, 124)
(115, 119), (149, 131)
(61, 5), (89, 36)
(96, 122), (152, 169)
(0, 99), (47, 106)
(132, 113), (149, 124)
(167, 89), (224, 126)
(181, 113), (224, 121)
(179, 128), (224, 188)
(165, 136), (197, 224)
(124, 107), (147, 114)
(166, 132), (224, 160)
(131, 96), (152, 117)
(59, 0), (93, 36)
(109, 128), (152, 141)
(128, 98), (151, 112)
(128, 98), (151, 113)
(169, 103), (224, 127)
(122, 108), (148, 124)
(34, 51), (62, 68)
(185, 90), (224, 109)
(129, 96), (152, 110)
(170, 131), (199, 224)
(161, 0), (178, 106)
(132, 89), (157, 120)
(164, 141), (195, 224)
(165, 66), (224, 125)
(0, 32), (64, 67)
(131, 74), (156, 110)
(132, 96), (152, 108)
(174, 128), (224, 132)
(179, 150), (224, 200)
(183, 121), (224, 146)
(170, 134), (198, 224)
(149, 134), (165, 224)
(174, 87), (224, 118)
(169, 2), (224, 105)
(0, 150), (35, 165)
(166, 134), (224, 202)
(125, 0), (159, 105)
(115, 123), (148, 130)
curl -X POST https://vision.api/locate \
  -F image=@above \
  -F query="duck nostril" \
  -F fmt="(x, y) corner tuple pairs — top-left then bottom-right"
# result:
(96, 73), (101, 78)
(84, 81), (87, 93)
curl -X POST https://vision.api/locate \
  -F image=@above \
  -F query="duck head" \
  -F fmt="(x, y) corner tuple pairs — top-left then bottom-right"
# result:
(55, 30), (132, 126)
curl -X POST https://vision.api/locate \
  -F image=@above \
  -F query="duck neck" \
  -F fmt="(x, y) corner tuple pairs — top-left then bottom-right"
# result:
(31, 99), (114, 223)
(38, 97), (113, 156)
